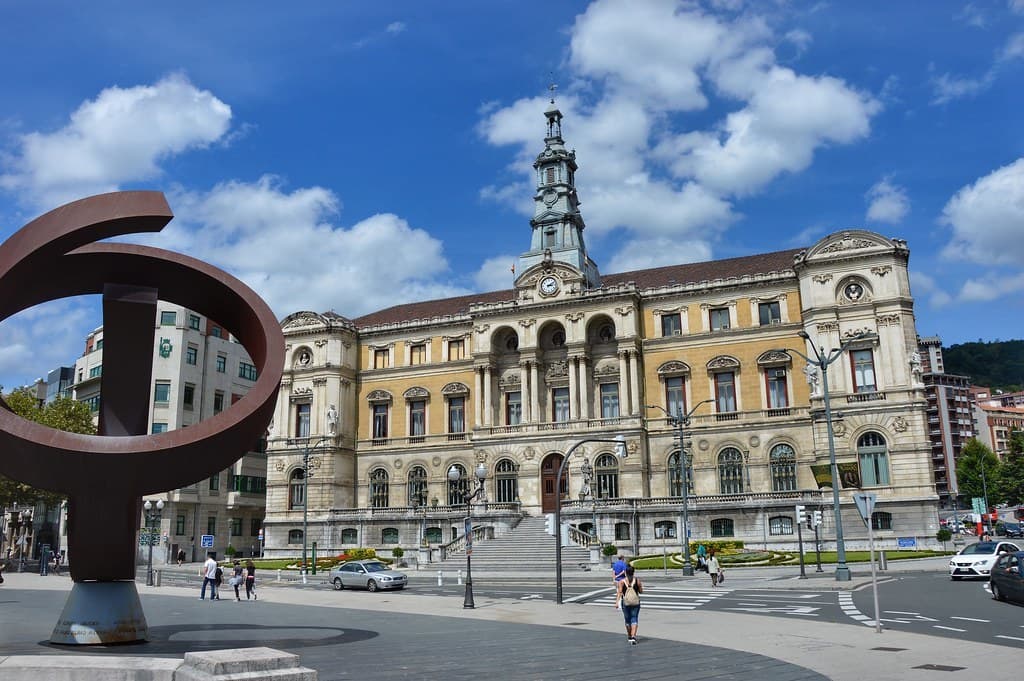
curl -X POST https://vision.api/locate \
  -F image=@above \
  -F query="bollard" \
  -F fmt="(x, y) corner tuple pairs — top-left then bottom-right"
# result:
(457, 569), (463, 585)
(277, 569), (282, 582)
(301, 569), (307, 585)
(155, 570), (162, 587)
(437, 571), (443, 586)
(878, 550), (887, 571)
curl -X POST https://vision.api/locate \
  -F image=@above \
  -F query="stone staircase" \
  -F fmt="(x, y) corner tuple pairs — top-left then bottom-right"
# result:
(438, 515), (596, 572)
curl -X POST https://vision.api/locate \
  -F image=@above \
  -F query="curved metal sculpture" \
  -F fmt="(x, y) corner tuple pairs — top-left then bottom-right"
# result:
(0, 191), (284, 643)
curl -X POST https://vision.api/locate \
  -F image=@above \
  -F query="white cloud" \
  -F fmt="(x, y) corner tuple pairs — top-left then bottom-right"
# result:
(930, 33), (1024, 105)
(386, 22), (407, 35)
(0, 299), (95, 391)
(1010, 0), (1024, 15)
(955, 4), (988, 28)
(1001, 32), (1024, 61)
(0, 74), (231, 208)
(910, 271), (953, 308)
(607, 237), (713, 273)
(784, 29), (812, 55)
(474, 255), (519, 292)
(865, 178), (910, 224)
(940, 158), (1024, 266)
(958, 272), (1024, 302)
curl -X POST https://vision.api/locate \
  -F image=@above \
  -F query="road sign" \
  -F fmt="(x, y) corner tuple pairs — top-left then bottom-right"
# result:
(200, 534), (214, 548)
(852, 492), (877, 525)
(971, 497), (985, 516)
(897, 537), (916, 548)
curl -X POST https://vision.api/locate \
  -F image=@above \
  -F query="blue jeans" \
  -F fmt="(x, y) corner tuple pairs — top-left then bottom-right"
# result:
(621, 603), (640, 626)
(201, 577), (218, 600)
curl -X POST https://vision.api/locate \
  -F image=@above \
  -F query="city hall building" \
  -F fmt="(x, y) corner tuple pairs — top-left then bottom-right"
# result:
(262, 102), (938, 558)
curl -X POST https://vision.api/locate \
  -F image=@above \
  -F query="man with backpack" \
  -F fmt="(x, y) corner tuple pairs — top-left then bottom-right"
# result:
(200, 553), (220, 601)
(614, 565), (643, 645)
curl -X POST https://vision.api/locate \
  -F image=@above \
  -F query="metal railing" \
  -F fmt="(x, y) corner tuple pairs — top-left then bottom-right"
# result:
(439, 524), (495, 560)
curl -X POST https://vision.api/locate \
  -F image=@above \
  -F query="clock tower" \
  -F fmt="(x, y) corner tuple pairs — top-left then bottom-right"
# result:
(516, 90), (600, 291)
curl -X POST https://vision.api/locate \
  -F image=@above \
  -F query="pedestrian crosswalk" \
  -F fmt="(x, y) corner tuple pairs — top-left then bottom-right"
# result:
(571, 585), (732, 610)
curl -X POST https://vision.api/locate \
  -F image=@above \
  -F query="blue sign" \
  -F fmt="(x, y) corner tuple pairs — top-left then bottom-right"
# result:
(897, 537), (916, 548)
(200, 534), (214, 548)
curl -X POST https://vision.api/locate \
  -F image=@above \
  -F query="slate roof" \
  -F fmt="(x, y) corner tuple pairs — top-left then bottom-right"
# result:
(352, 247), (803, 329)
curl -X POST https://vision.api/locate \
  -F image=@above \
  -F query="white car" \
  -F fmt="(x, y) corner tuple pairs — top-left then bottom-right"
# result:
(949, 541), (1021, 580)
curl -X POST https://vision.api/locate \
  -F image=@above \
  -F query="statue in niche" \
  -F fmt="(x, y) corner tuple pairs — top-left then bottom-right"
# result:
(326, 404), (338, 435)
(909, 352), (923, 385)
(579, 457), (593, 500)
(803, 363), (820, 396)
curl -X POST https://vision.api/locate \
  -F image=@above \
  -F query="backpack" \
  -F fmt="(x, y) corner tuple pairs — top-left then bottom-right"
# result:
(622, 579), (640, 606)
(215, 567), (223, 584)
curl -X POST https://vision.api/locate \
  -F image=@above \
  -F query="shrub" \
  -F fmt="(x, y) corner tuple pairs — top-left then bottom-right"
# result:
(602, 544), (618, 557)
(336, 547), (377, 561)
(225, 544), (237, 557)
(392, 547), (404, 558)
(936, 528), (952, 543)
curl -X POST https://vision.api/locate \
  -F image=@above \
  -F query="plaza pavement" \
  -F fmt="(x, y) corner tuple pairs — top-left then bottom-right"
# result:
(0, 556), (1014, 680)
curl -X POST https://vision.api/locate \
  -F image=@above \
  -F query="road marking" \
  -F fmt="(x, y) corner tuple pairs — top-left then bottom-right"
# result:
(996, 635), (1024, 643)
(884, 611), (919, 615)
(950, 616), (989, 622)
(725, 605), (819, 616)
(519, 594), (543, 600)
(933, 625), (966, 632)
(564, 587), (614, 603)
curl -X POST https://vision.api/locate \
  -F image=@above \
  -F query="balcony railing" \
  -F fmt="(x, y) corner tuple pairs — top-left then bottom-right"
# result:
(558, 490), (828, 512)
(847, 391), (886, 403)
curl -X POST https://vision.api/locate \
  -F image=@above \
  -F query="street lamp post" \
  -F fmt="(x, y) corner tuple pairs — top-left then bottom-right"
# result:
(143, 499), (164, 586)
(645, 400), (713, 577)
(779, 330), (867, 582)
(447, 462), (487, 608)
(299, 436), (331, 577)
(555, 435), (628, 604)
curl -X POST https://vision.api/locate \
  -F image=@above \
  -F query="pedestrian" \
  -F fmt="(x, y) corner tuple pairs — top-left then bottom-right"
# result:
(612, 554), (628, 584)
(614, 565), (643, 645)
(177, 549), (186, 566)
(244, 559), (257, 600)
(707, 549), (722, 587)
(696, 543), (707, 572)
(230, 560), (244, 601)
(200, 553), (219, 601)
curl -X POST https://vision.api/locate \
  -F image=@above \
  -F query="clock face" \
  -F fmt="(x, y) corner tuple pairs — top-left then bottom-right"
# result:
(540, 276), (559, 295)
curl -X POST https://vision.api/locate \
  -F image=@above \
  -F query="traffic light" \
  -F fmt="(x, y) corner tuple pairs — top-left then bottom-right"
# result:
(795, 505), (806, 525)
(544, 513), (556, 536)
(812, 510), (823, 528)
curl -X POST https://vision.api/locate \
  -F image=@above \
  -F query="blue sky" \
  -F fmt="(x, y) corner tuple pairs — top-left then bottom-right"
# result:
(1, 0), (1023, 391)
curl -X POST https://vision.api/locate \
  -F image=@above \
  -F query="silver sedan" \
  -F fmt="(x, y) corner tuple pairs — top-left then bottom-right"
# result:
(329, 560), (408, 592)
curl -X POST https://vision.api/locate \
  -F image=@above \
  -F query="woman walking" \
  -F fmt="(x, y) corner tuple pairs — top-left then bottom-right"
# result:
(230, 560), (244, 601)
(244, 558), (257, 600)
(614, 565), (643, 645)
(707, 549), (721, 587)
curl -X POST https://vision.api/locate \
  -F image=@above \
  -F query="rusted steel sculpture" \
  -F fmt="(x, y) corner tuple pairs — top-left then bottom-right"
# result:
(0, 191), (284, 643)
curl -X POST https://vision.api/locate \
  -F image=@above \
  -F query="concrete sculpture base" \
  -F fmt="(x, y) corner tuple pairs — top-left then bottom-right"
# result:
(49, 581), (149, 645)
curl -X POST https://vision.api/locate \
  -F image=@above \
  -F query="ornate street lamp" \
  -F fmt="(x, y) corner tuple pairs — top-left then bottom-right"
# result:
(298, 436), (331, 576)
(555, 435), (627, 604)
(448, 462), (487, 608)
(143, 499), (164, 586)
(646, 400), (713, 576)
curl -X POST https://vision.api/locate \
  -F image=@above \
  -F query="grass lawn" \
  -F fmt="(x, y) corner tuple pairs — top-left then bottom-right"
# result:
(630, 548), (951, 570)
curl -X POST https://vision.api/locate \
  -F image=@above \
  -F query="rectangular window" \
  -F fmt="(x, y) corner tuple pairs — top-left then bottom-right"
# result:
(552, 387), (570, 422)
(95, 339), (103, 350)
(665, 376), (685, 418)
(545, 166), (555, 184)
(209, 473), (219, 491)
(160, 311), (176, 326)
(151, 422), (168, 434)
(183, 383), (195, 410)
(448, 397), (465, 433)
(410, 343), (426, 365)
(83, 395), (101, 412)
(448, 339), (465, 361)
(758, 301), (782, 325)
(409, 400), (426, 439)
(230, 517), (242, 537)
(372, 404), (389, 439)
(852, 349), (877, 392)
(175, 515), (186, 535)
(250, 518), (262, 536)
(189, 314), (201, 330)
(239, 361), (258, 381)
(213, 391), (224, 414)
(715, 372), (736, 412)
(89, 365), (102, 378)
(373, 349), (389, 369)
(216, 354), (226, 373)
(210, 325), (223, 338)
(296, 403), (311, 438)
(207, 516), (216, 536)
(600, 383), (620, 419)
(154, 381), (171, 403)
(506, 392), (522, 426)
(709, 307), (730, 331)
(661, 313), (682, 337)
(766, 369), (788, 409)
(185, 345), (198, 365)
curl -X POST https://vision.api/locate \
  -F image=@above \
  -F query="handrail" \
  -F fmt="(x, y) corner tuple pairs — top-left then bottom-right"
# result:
(439, 524), (494, 560)
(566, 524), (596, 548)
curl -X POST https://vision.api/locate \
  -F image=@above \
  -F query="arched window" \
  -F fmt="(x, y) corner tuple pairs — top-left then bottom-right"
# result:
(579, 522), (595, 537)
(655, 520), (677, 539)
(871, 511), (893, 531)
(718, 448), (744, 494)
(668, 450), (694, 496)
(369, 468), (389, 508)
(407, 466), (428, 507)
(770, 444), (797, 491)
(858, 431), (890, 486)
(615, 522), (631, 540)
(289, 469), (305, 510)
(448, 463), (468, 506)
(340, 528), (357, 544)
(710, 518), (734, 537)
(424, 527), (442, 544)
(495, 458), (519, 503)
(287, 529), (303, 544)
(595, 453), (619, 499)
(769, 516), (794, 535)
(381, 527), (399, 544)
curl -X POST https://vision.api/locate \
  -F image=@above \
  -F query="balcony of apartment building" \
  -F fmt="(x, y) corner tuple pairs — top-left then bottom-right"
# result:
(167, 484), (200, 503)
(226, 473), (267, 510)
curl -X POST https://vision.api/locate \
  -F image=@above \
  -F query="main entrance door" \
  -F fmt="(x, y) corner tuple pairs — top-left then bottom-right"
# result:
(541, 453), (567, 513)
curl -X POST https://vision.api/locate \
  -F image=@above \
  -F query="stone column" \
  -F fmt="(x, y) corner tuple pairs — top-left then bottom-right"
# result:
(629, 351), (641, 416)
(474, 367), (483, 428)
(520, 362), (531, 422)
(483, 366), (493, 427)
(530, 361), (541, 423)
(568, 356), (579, 420)
(618, 351), (630, 417)
(579, 356), (591, 420)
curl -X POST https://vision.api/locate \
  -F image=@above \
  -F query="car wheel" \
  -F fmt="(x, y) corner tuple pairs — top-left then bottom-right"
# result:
(333, 577), (344, 591)
(991, 582), (1005, 601)
(367, 579), (379, 592)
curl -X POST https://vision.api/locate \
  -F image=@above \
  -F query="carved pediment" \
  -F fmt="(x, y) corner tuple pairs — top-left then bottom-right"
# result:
(290, 387), (313, 402)
(707, 355), (740, 371)
(281, 311), (327, 330)
(441, 382), (470, 396)
(545, 360), (569, 379)
(657, 361), (691, 375)
(366, 390), (393, 402)
(403, 386), (430, 400)
(757, 350), (791, 366)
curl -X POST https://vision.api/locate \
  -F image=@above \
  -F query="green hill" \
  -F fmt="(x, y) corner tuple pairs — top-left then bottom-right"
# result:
(942, 340), (1024, 392)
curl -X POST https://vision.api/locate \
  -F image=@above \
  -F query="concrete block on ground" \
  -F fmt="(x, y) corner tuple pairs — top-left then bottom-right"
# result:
(176, 647), (316, 680)
(0, 654), (181, 681)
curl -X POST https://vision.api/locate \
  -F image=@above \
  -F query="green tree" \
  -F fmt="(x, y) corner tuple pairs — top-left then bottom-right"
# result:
(956, 439), (1001, 506)
(996, 431), (1024, 506)
(0, 388), (97, 508)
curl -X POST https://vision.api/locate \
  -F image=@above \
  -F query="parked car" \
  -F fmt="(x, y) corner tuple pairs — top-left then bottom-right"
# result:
(949, 541), (1022, 580)
(329, 560), (408, 592)
(995, 522), (1024, 539)
(989, 551), (1024, 604)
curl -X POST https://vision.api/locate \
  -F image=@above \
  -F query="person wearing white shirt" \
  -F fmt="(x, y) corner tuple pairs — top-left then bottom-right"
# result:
(200, 554), (220, 600)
